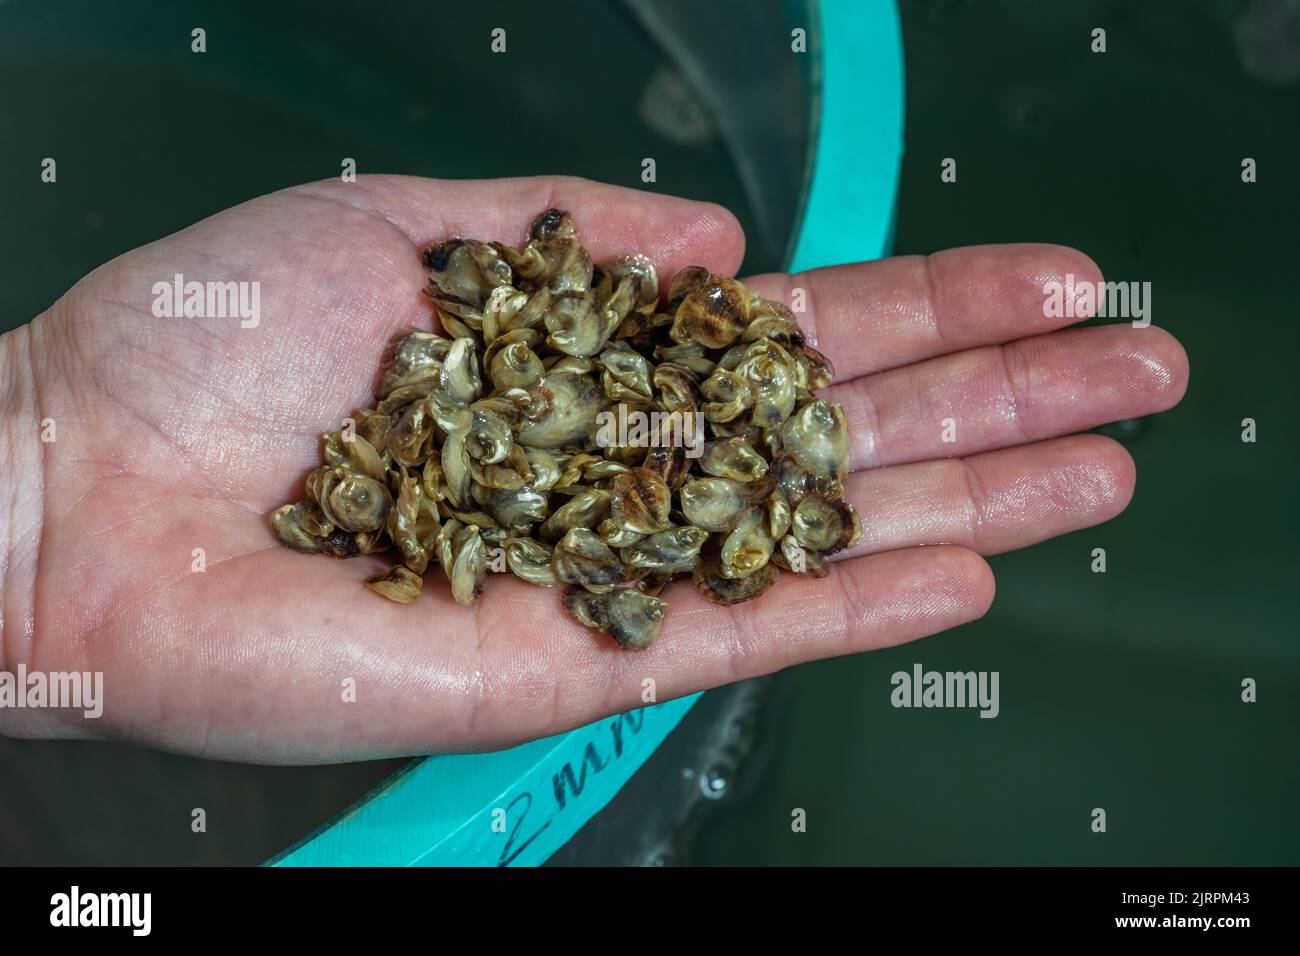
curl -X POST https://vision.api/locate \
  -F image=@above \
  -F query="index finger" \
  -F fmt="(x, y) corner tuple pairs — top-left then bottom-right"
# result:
(291, 173), (748, 292)
(743, 244), (1105, 382)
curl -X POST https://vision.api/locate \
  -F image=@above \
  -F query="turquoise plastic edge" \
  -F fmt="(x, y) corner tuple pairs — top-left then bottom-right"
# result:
(791, 0), (904, 274)
(268, 0), (903, 868)
(268, 695), (701, 867)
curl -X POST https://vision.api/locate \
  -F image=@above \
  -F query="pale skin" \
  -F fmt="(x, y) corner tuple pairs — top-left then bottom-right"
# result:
(0, 175), (1188, 763)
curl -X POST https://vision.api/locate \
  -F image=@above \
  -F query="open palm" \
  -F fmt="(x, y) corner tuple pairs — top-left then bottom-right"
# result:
(1, 175), (1187, 763)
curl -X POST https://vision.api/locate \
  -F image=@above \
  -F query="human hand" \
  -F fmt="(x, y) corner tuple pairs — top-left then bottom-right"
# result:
(0, 175), (1187, 762)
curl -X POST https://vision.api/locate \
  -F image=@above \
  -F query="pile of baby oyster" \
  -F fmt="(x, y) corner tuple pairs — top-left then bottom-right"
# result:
(270, 209), (860, 649)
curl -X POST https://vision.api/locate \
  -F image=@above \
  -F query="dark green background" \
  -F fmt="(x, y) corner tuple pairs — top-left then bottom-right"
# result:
(1, 0), (1296, 865)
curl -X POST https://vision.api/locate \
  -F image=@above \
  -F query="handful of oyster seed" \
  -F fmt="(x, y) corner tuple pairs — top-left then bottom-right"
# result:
(270, 208), (861, 649)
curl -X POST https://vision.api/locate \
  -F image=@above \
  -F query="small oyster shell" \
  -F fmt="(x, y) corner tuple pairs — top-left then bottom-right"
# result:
(597, 517), (645, 548)
(440, 337), (483, 404)
(608, 467), (672, 534)
(389, 400), (436, 467)
(271, 501), (329, 553)
(365, 565), (424, 604)
(515, 371), (607, 448)
(600, 254), (659, 309)
(773, 533), (830, 577)
(545, 291), (615, 357)
(377, 331), (451, 399)
(539, 487), (611, 542)
(445, 524), (488, 605)
(792, 493), (863, 556)
(693, 557), (780, 606)
(621, 526), (707, 575)
(484, 485), (549, 530)
(719, 506), (775, 579)
(670, 276), (749, 348)
(598, 341), (654, 403)
(321, 471), (391, 534)
(562, 587), (667, 650)
(679, 476), (750, 532)
(700, 437), (768, 482)
(552, 529), (625, 593)
(665, 266), (709, 311)
(655, 340), (715, 378)
(387, 471), (440, 574)
(503, 537), (562, 587)
(734, 339), (798, 429)
(700, 367), (753, 423)
(780, 399), (851, 481)
(488, 336), (545, 390)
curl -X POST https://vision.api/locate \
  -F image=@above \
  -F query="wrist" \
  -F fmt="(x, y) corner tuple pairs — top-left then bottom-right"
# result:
(0, 320), (44, 678)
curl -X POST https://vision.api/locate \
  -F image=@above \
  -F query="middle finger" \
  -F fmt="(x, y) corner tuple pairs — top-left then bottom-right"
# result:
(825, 324), (1188, 471)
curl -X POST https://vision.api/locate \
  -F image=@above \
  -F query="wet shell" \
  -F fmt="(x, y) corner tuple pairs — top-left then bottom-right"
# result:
(544, 291), (613, 357)
(365, 565), (424, 604)
(271, 501), (330, 553)
(700, 437), (768, 482)
(773, 534), (829, 578)
(523, 447), (561, 492)
(800, 344), (835, 389)
(530, 208), (577, 241)
(440, 337), (483, 403)
(734, 339), (798, 429)
(445, 524), (488, 605)
(700, 367), (753, 423)
(389, 400), (436, 467)
(485, 485), (549, 530)
(480, 285), (530, 345)
(377, 331), (451, 399)
(440, 428), (473, 507)
(652, 363), (701, 414)
(654, 340), (715, 378)
(503, 537), (562, 587)
(562, 587), (667, 650)
(621, 526), (707, 575)
(679, 477), (750, 532)
(539, 488), (611, 542)
(321, 471), (391, 534)
(424, 238), (511, 311)
(387, 472), (440, 574)
(719, 506), (775, 579)
(792, 493), (863, 556)
(665, 266), (709, 311)
(598, 341), (654, 403)
(488, 336), (544, 390)
(552, 529), (626, 593)
(600, 254), (659, 309)
(670, 275), (749, 348)
(515, 371), (607, 448)
(597, 517), (646, 549)
(609, 467), (672, 534)
(642, 442), (691, 491)
(693, 557), (780, 606)
(780, 399), (851, 481)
